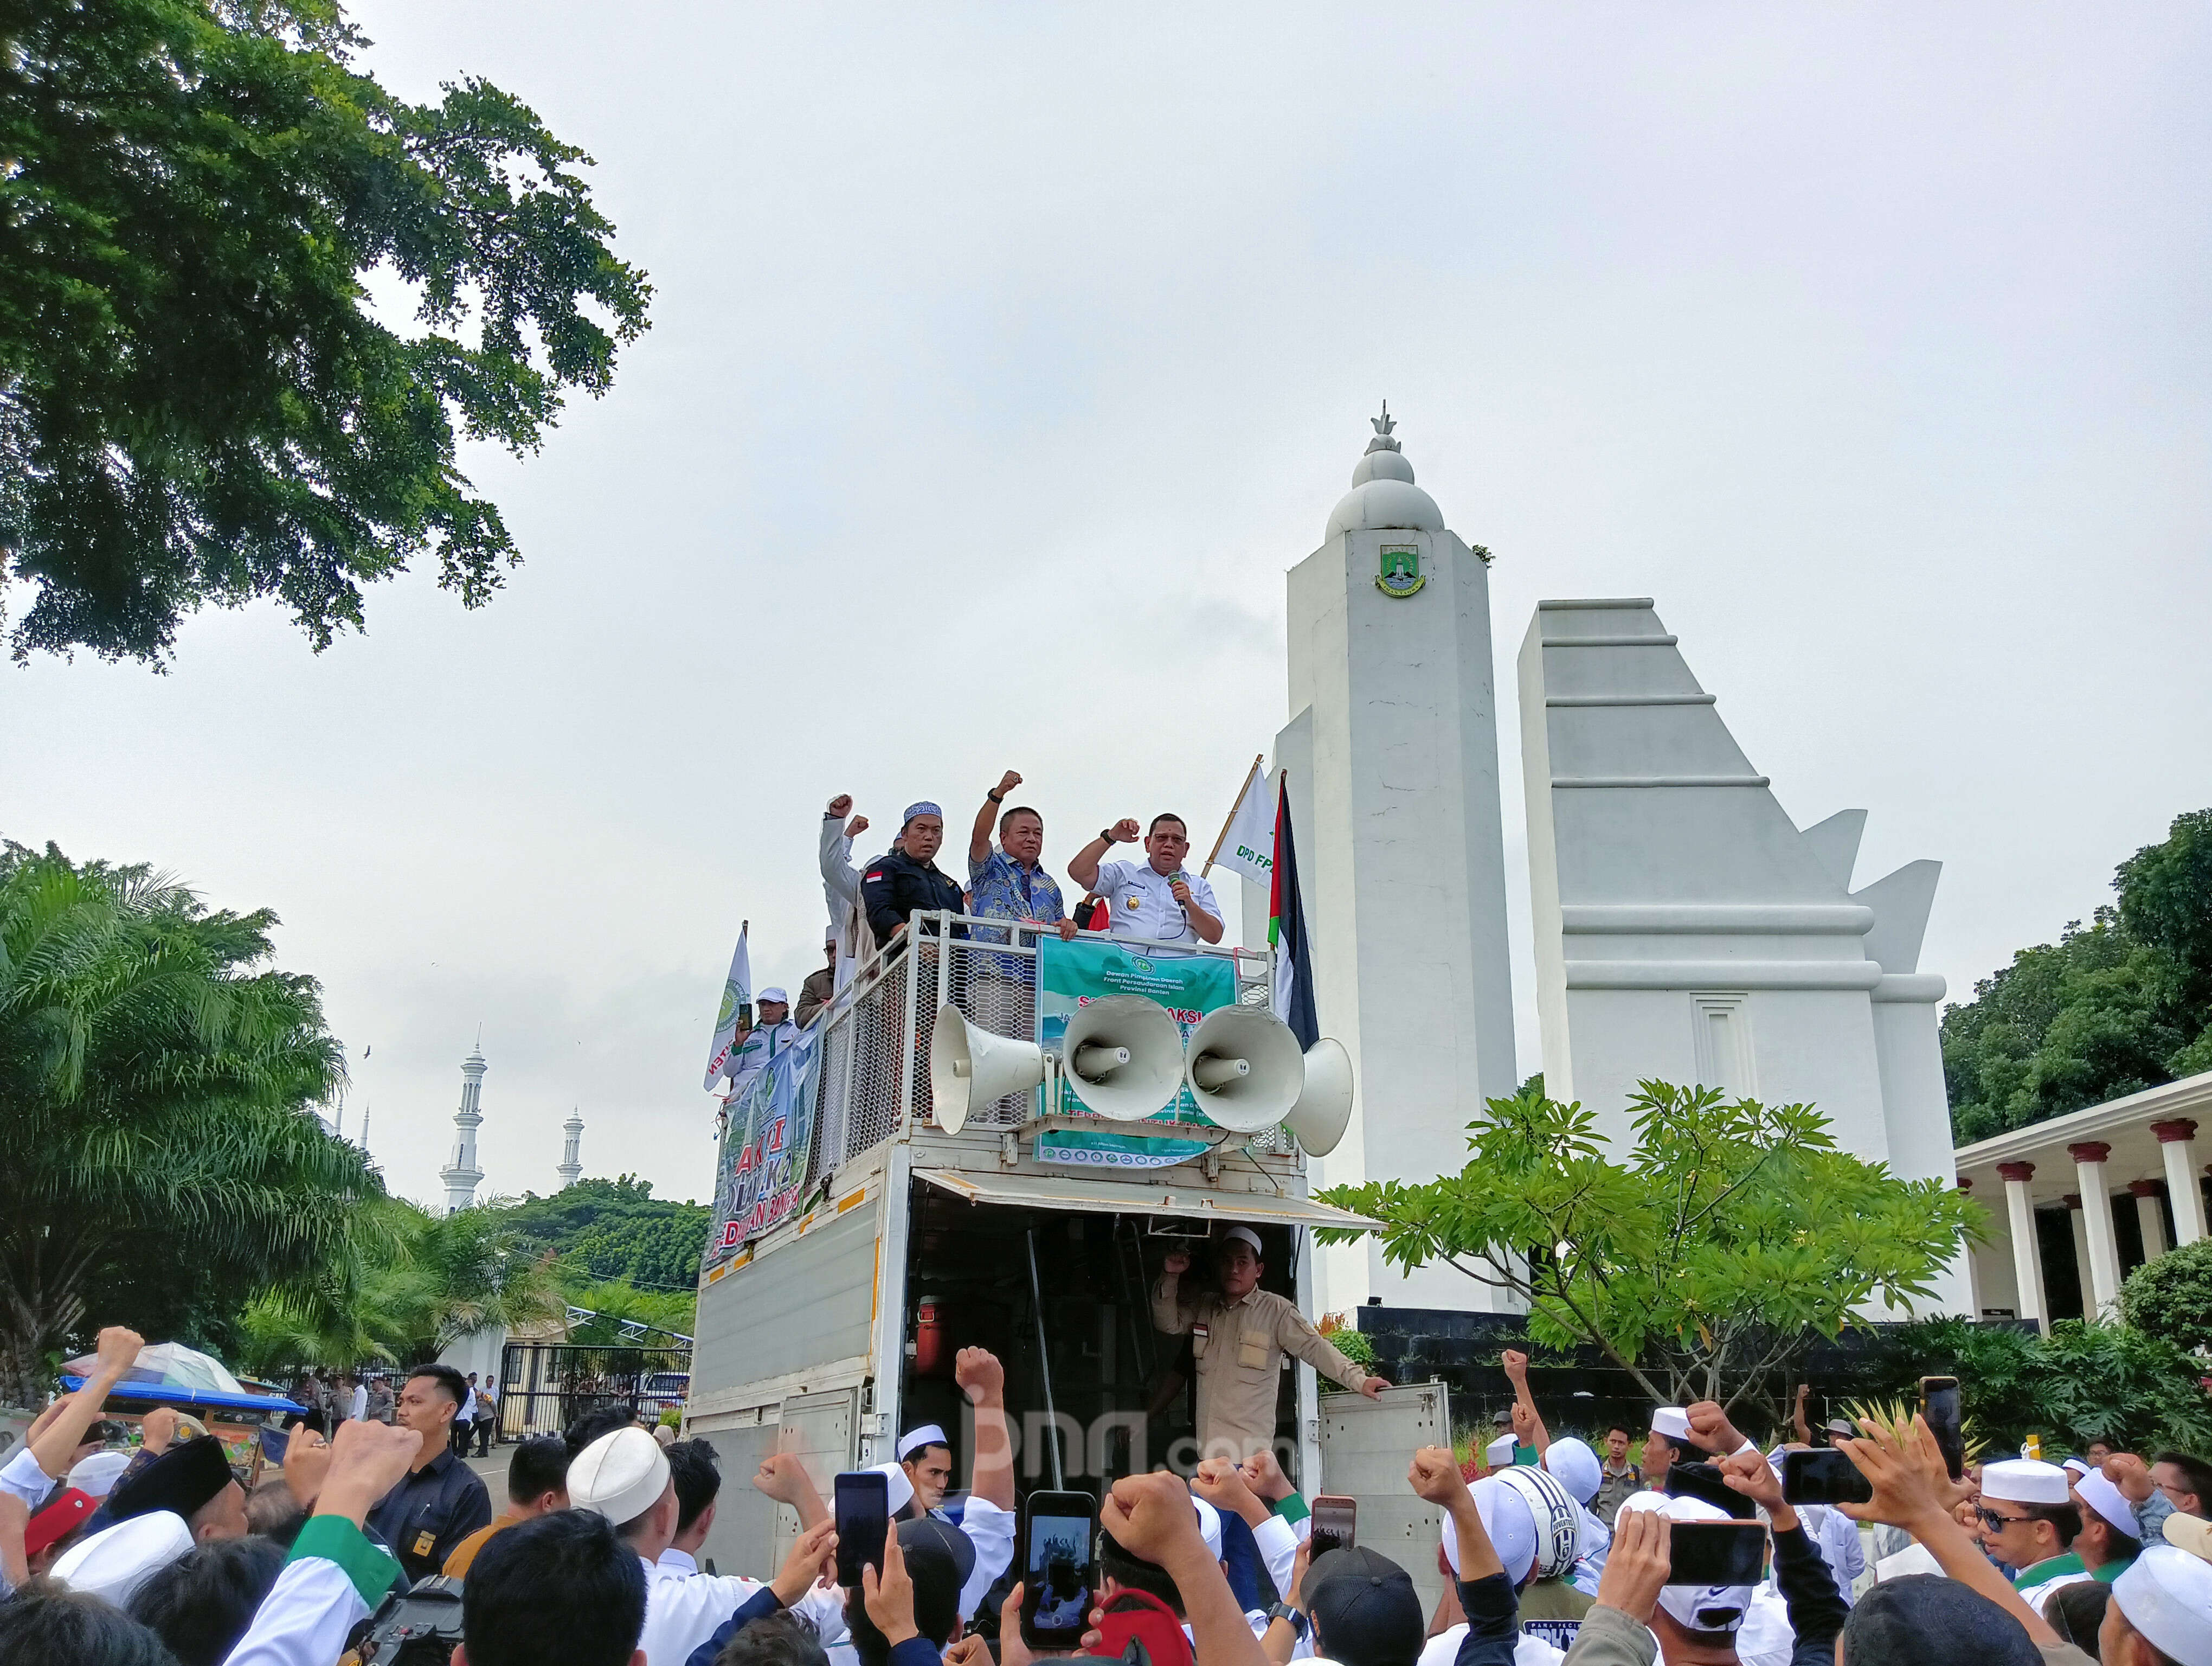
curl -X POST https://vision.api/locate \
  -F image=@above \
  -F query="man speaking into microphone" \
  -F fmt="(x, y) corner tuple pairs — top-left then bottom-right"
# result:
(1067, 812), (1225, 945)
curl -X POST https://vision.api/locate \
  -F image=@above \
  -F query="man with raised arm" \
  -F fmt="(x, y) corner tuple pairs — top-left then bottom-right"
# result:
(1068, 813), (1225, 945)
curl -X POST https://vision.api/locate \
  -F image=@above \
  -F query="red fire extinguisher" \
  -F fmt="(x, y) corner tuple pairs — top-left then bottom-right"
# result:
(912, 1295), (950, 1379)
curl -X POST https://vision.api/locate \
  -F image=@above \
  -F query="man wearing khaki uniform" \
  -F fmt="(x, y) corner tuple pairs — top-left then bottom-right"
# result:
(1153, 1223), (1389, 1611)
(1151, 1225), (1390, 1463)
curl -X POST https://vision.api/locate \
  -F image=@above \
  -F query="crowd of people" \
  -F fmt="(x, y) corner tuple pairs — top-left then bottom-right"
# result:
(8, 1301), (2212, 1663)
(717, 778), (1229, 1104)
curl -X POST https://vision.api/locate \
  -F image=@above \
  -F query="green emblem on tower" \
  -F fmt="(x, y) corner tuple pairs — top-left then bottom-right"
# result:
(1377, 543), (1425, 598)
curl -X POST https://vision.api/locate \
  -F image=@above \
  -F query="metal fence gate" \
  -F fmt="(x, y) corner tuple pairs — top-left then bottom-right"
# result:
(498, 1343), (693, 1442)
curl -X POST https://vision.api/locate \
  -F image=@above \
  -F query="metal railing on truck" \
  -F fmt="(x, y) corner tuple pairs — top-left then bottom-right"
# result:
(808, 911), (1276, 1181)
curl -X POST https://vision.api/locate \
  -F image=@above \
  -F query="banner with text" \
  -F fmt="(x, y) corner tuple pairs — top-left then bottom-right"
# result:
(703, 1027), (819, 1271)
(1033, 935), (1238, 1169)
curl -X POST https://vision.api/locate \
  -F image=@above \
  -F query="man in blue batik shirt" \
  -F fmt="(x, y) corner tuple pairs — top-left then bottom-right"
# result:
(965, 773), (1077, 1097)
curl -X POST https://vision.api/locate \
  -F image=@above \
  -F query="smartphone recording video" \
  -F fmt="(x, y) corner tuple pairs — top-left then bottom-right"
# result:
(1664, 1462), (1757, 1521)
(1781, 1447), (1873, 1507)
(1020, 1491), (1098, 1648)
(833, 1470), (890, 1590)
(1666, 1521), (1769, 1587)
(1921, 1376), (1965, 1481)
(1310, 1495), (1357, 1557)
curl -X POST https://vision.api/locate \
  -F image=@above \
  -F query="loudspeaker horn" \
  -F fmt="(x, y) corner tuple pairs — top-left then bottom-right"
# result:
(929, 1002), (1045, 1136)
(1284, 1037), (1355, 1156)
(1059, 995), (1187, 1123)
(1183, 1004), (1307, 1134)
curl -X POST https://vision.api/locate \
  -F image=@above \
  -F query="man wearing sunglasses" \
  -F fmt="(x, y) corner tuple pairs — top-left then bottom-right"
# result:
(1977, 1459), (2087, 1607)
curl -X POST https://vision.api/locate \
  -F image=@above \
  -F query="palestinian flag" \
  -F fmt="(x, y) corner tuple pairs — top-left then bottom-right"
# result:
(1268, 775), (1319, 1048)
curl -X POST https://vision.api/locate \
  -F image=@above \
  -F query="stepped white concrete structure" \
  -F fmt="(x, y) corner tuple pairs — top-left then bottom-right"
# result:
(1265, 407), (1520, 1315)
(439, 1047), (488, 1213)
(557, 1107), (584, 1189)
(1517, 598), (1967, 1313)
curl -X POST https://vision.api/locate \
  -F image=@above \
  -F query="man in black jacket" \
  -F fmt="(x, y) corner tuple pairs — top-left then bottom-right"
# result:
(863, 803), (964, 951)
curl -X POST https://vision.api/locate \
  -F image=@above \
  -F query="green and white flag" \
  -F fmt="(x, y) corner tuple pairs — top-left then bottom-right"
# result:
(1206, 754), (1275, 887)
(702, 921), (752, 1091)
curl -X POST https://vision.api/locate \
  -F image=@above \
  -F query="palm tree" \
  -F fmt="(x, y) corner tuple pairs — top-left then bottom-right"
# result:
(0, 843), (378, 1403)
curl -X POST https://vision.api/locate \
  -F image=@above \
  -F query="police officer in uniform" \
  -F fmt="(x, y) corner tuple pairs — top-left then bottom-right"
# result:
(862, 802), (966, 952)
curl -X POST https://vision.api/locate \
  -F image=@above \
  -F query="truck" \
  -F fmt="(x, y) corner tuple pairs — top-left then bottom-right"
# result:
(683, 911), (1456, 1611)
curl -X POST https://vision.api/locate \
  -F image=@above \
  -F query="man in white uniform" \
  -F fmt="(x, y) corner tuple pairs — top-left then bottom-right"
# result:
(1066, 813), (1224, 946)
(724, 989), (800, 1105)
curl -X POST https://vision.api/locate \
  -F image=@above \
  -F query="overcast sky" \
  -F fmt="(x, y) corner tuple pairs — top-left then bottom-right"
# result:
(8, 6), (2207, 1210)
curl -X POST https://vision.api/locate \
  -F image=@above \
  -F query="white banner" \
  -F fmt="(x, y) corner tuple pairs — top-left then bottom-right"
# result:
(1211, 760), (1276, 887)
(702, 922), (752, 1091)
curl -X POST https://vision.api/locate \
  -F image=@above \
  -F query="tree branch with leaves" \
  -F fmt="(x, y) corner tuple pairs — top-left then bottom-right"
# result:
(1317, 1081), (1989, 1412)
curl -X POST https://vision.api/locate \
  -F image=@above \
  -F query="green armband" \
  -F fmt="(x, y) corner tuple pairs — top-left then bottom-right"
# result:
(287, 1515), (405, 1609)
(1271, 1492), (1310, 1526)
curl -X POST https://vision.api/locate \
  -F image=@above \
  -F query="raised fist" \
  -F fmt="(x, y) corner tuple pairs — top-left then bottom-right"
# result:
(1501, 1348), (1528, 1382)
(1110, 819), (1141, 844)
(996, 771), (1023, 796)
(1409, 1445), (1470, 1506)
(95, 1327), (145, 1375)
(955, 1346), (1004, 1403)
(847, 815), (870, 838)
(828, 794), (854, 817)
(1162, 1247), (1191, 1276)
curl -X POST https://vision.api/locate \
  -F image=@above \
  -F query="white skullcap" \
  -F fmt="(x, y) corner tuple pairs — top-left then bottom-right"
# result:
(2114, 1545), (2212, 1666)
(872, 1460), (916, 1515)
(1545, 1437), (1603, 1506)
(67, 1450), (132, 1501)
(1443, 1475), (1536, 1586)
(1650, 1407), (1692, 1441)
(758, 988), (789, 1005)
(52, 1510), (193, 1605)
(898, 1425), (950, 1461)
(1193, 1495), (1223, 1560)
(1495, 1465), (1581, 1581)
(2062, 1457), (2092, 1479)
(1982, 1459), (2072, 1507)
(1486, 1433), (1520, 1468)
(569, 1426), (672, 1524)
(1619, 1491), (1755, 1635)
(1219, 1225), (1264, 1257)
(2075, 1471), (2140, 1539)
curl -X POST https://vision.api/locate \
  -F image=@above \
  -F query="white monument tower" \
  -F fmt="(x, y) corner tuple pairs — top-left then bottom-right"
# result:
(1270, 407), (1520, 1313)
(557, 1108), (584, 1189)
(439, 1046), (487, 1213)
(1517, 598), (1968, 1313)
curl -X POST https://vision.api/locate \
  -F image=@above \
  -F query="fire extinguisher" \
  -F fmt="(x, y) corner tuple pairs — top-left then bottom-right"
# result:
(912, 1295), (949, 1379)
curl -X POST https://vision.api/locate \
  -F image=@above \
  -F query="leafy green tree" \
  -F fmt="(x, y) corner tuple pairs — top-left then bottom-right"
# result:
(1945, 809), (2212, 1143)
(503, 1176), (710, 1291)
(1847, 1315), (2212, 1457)
(1316, 1081), (1986, 1410)
(561, 1278), (696, 1346)
(236, 1195), (562, 1372)
(2119, 1238), (2212, 1355)
(1, 0), (651, 664)
(0, 842), (377, 1402)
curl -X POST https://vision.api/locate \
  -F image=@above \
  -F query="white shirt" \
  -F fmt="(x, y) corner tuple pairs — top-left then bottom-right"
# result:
(1091, 858), (1221, 945)
(950, 1495), (1017, 1622)
(1418, 1625), (1564, 1666)
(0, 1444), (53, 1510)
(1735, 1582), (1796, 1666)
(1807, 1504), (1864, 1603)
(349, 1385), (368, 1421)
(726, 1020), (802, 1102)
(221, 1553), (374, 1666)
(643, 1547), (848, 1666)
(458, 1388), (478, 1422)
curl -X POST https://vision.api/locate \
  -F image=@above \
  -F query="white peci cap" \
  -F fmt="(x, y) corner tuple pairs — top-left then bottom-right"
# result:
(1619, 1492), (1754, 1635)
(1442, 1475), (1536, 1586)
(66, 1450), (132, 1501)
(1486, 1433), (1520, 1468)
(1982, 1459), (2072, 1507)
(52, 1510), (194, 1605)
(1544, 1437), (1603, 1506)
(897, 1425), (949, 1461)
(871, 1460), (916, 1515)
(1193, 1495), (1223, 1560)
(1651, 1407), (1692, 1441)
(2075, 1471), (2139, 1537)
(2113, 1545), (2212, 1666)
(569, 1427), (672, 1524)
(1218, 1225), (1264, 1258)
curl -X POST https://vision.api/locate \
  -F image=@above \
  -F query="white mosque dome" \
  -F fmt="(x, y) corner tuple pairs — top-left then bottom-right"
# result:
(1326, 403), (1445, 541)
